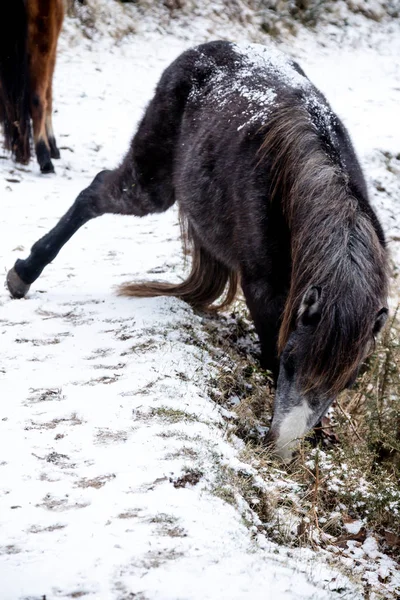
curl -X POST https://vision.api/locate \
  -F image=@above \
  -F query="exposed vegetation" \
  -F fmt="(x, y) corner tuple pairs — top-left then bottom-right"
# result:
(202, 299), (400, 593)
(64, 0), (399, 42)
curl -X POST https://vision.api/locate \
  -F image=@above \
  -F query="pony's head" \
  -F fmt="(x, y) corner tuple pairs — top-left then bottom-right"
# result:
(268, 285), (388, 460)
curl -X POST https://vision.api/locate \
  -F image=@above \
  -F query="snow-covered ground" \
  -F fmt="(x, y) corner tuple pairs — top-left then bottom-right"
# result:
(1, 9), (399, 600)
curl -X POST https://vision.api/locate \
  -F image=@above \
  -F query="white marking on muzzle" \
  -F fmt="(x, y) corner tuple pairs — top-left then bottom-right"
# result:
(275, 401), (313, 461)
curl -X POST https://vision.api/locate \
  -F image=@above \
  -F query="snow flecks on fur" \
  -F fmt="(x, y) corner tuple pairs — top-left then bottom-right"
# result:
(189, 47), (278, 132)
(191, 42), (338, 137)
(233, 42), (309, 91)
(188, 45), (280, 132)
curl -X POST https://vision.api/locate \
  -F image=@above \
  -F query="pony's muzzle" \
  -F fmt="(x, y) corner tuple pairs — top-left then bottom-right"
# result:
(265, 426), (296, 462)
(6, 266), (31, 299)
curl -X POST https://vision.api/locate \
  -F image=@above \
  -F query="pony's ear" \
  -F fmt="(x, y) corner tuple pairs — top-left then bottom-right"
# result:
(373, 307), (388, 335)
(298, 286), (322, 326)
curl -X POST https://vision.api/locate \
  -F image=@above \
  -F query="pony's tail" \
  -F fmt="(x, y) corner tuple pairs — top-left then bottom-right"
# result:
(0, 0), (31, 164)
(118, 221), (239, 312)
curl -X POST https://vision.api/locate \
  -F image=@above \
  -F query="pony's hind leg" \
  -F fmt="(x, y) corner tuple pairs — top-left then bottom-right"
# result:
(6, 164), (157, 299)
(7, 50), (187, 297)
(7, 170), (109, 297)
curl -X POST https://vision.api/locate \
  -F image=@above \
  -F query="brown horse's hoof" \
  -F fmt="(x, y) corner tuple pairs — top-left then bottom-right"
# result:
(6, 267), (31, 299)
(40, 161), (55, 174)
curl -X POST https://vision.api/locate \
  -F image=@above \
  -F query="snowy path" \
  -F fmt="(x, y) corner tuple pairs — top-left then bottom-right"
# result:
(1, 23), (399, 600)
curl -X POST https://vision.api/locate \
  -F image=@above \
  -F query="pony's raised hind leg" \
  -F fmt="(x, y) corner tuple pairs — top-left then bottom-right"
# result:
(7, 170), (108, 297)
(8, 45), (183, 295)
(6, 167), (152, 298)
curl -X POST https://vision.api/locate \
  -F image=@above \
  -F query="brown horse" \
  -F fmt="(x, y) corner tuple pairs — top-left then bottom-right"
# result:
(0, 0), (64, 174)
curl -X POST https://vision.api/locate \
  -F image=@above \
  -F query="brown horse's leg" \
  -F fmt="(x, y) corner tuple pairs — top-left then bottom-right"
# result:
(46, 0), (64, 160)
(0, 1), (31, 164)
(27, 0), (57, 173)
(30, 77), (53, 173)
(45, 53), (59, 160)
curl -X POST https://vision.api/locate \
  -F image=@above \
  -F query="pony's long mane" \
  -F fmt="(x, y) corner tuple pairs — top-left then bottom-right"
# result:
(260, 102), (389, 394)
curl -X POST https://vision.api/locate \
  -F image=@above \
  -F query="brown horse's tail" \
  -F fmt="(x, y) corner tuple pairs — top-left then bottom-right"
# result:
(118, 219), (239, 312)
(0, 0), (31, 164)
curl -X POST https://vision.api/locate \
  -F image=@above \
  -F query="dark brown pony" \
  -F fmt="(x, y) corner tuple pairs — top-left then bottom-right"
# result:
(6, 42), (389, 459)
(0, 0), (64, 174)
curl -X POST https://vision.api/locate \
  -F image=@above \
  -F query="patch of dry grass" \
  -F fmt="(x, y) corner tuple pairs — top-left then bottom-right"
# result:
(203, 300), (400, 563)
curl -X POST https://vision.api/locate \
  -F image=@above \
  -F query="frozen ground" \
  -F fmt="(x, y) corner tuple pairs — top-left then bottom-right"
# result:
(0, 10), (399, 600)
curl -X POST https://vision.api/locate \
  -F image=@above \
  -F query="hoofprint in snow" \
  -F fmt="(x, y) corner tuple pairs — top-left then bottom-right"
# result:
(1, 17), (399, 600)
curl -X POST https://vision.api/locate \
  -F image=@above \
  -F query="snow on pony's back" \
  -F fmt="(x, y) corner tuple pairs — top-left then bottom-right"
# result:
(233, 42), (309, 90)
(190, 41), (330, 133)
(233, 43), (335, 133)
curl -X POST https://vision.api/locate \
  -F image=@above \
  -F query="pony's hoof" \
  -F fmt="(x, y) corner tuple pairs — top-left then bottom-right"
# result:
(6, 267), (31, 299)
(40, 161), (55, 174)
